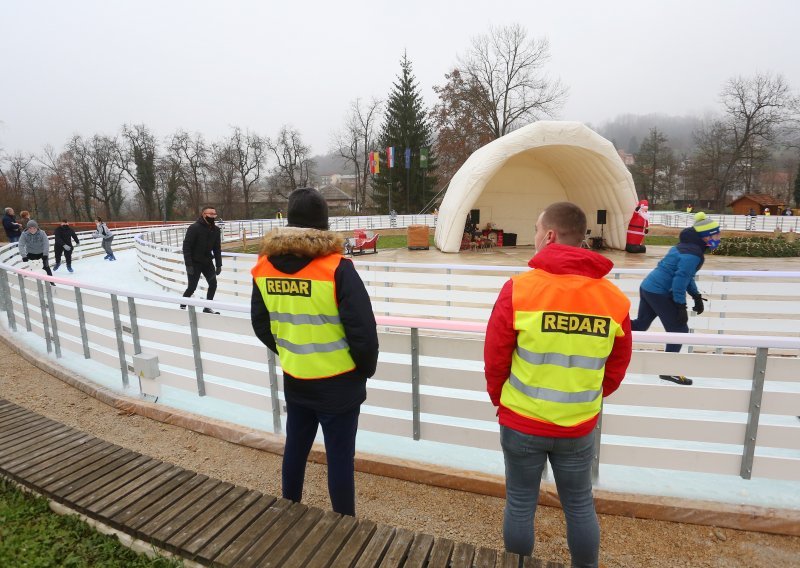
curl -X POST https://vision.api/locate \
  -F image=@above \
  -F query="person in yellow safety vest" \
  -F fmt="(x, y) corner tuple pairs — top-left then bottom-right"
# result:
(484, 202), (632, 565)
(251, 187), (379, 517)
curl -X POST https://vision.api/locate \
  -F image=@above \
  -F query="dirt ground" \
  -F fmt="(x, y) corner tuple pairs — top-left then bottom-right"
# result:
(1, 341), (799, 567)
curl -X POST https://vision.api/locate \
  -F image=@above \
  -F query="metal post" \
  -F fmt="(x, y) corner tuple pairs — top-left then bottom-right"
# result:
(592, 406), (603, 484)
(127, 297), (141, 355)
(18, 274), (31, 332)
(187, 306), (206, 396)
(45, 281), (61, 358)
(717, 275), (729, 354)
(411, 327), (421, 441)
(740, 347), (767, 479)
(0, 271), (16, 332)
(110, 294), (129, 387)
(75, 288), (90, 359)
(36, 280), (52, 354)
(267, 350), (282, 434)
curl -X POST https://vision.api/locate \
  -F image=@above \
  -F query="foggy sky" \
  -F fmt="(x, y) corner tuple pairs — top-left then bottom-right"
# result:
(1, 0), (797, 158)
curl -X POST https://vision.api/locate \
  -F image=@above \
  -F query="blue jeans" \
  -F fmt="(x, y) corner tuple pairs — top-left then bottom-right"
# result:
(282, 402), (360, 516)
(631, 288), (689, 353)
(501, 426), (599, 567)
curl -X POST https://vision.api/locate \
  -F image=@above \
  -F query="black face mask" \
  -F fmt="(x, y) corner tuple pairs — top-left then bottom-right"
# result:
(204, 216), (216, 225)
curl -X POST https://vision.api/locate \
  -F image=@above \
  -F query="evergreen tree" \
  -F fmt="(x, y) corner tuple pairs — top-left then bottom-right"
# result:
(794, 160), (800, 208)
(371, 53), (437, 213)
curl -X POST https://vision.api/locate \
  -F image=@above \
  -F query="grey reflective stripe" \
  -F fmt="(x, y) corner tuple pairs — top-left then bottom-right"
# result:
(516, 346), (607, 371)
(509, 372), (601, 404)
(277, 337), (349, 355)
(269, 311), (341, 326)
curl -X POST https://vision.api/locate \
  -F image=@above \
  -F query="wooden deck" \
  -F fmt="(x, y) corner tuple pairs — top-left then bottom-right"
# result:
(0, 399), (563, 567)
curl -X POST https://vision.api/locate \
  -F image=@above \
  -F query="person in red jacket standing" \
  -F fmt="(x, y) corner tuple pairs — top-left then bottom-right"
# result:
(485, 202), (632, 567)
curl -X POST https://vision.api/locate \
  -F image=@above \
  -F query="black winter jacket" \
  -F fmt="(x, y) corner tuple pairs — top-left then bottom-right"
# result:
(182, 217), (222, 267)
(251, 227), (379, 414)
(53, 225), (80, 248)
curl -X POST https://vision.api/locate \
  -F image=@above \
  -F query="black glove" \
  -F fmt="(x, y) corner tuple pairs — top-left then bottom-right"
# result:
(676, 302), (688, 325)
(691, 294), (706, 315)
(21, 256), (28, 262)
(186, 265), (195, 276)
(215, 265), (222, 276)
(644, 227), (649, 234)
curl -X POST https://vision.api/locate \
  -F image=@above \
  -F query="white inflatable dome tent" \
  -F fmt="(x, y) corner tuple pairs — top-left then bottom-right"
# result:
(434, 121), (638, 252)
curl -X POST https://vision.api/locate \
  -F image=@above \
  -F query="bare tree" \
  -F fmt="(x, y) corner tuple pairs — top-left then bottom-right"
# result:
(118, 124), (158, 219)
(455, 24), (568, 139)
(227, 126), (265, 219)
(65, 136), (100, 220)
(39, 146), (84, 220)
(706, 73), (797, 209)
(207, 139), (239, 217)
(167, 130), (208, 215)
(3, 153), (33, 212)
(266, 126), (314, 198)
(87, 135), (126, 219)
(331, 98), (382, 211)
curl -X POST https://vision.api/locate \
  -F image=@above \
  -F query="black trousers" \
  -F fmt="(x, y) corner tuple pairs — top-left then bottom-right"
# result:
(25, 253), (53, 277)
(54, 244), (73, 267)
(182, 262), (217, 300)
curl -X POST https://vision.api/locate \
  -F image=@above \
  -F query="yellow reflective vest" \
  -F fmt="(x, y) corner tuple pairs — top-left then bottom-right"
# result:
(500, 269), (630, 427)
(251, 253), (356, 379)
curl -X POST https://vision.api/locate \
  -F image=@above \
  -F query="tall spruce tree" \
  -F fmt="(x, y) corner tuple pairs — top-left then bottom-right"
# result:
(794, 160), (800, 208)
(371, 53), (437, 213)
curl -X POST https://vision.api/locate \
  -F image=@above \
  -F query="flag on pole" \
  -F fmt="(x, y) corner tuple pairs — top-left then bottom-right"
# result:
(404, 147), (411, 169)
(386, 146), (394, 168)
(420, 147), (429, 169)
(368, 152), (375, 174)
(373, 151), (380, 174)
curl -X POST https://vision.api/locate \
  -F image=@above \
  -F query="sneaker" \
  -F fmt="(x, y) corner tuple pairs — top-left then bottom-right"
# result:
(67, 266), (73, 273)
(109, 255), (116, 261)
(180, 304), (186, 309)
(53, 263), (61, 271)
(104, 255), (110, 260)
(659, 375), (693, 386)
(49, 282), (56, 287)
(202, 307), (220, 314)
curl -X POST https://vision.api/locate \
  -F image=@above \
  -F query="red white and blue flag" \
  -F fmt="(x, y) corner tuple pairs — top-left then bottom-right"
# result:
(386, 146), (394, 168)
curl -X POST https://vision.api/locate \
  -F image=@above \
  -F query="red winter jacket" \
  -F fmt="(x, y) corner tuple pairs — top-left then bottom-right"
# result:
(484, 244), (632, 438)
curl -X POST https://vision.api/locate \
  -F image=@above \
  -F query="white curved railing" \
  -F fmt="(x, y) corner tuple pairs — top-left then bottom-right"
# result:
(0, 223), (798, 489)
(650, 211), (800, 233)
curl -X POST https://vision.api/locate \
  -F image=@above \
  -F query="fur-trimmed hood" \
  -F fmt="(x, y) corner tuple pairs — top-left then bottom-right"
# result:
(258, 227), (344, 258)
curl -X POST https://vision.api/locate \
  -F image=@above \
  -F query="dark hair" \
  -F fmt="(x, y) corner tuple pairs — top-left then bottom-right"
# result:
(540, 202), (587, 246)
(95, 217), (103, 222)
(201, 205), (217, 214)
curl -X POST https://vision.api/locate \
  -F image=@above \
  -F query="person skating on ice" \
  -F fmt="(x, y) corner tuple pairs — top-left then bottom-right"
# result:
(94, 217), (115, 260)
(631, 212), (721, 385)
(18, 220), (55, 285)
(53, 219), (80, 272)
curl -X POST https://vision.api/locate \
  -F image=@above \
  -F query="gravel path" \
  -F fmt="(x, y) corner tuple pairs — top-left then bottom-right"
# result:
(1, 340), (798, 567)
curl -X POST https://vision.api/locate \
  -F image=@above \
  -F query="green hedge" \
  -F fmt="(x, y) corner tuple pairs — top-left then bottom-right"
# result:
(713, 236), (800, 257)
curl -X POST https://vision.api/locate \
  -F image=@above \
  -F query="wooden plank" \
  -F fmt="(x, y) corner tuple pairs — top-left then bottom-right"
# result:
(474, 547), (498, 567)
(212, 498), (292, 567)
(2, 431), (89, 472)
(0, 405), (33, 424)
(281, 509), (342, 568)
(302, 514), (360, 568)
(27, 442), (118, 486)
(180, 489), (263, 556)
(10, 436), (102, 479)
(427, 538), (455, 568)
(0, 419), (65, 451)
(167, 486), (250, 553)
(402, 532), (435, 567)
(376, 527), (415, 567)
(352, 524), (395, 568)
(93, 463), (185, 519)
(259, 506), (324, 566)
(53, 454), (153, 503)
(149, 481), (233, 545)
(39, 447), (136, 499)
(498, 552), (521, 567)
(194, 494), (276, 564)
(235, 501), (308, 567)
(109, 469), (197, 529)
(129, 475), (214, 537)
(74, 457), (167, 511)
(449, 542), (476, 568)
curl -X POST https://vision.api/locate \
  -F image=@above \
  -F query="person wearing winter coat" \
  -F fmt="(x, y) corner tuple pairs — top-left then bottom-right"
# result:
(53, 220), (80, 272)
(94, 217), (115, 260)
(631, 212), (722, 385)
(251, 187), (379, 516)
(181, 206), (222, 313)
(2, 208), (22, 242)
(18, 220), (54, 282)
(484, 202), (632, 565)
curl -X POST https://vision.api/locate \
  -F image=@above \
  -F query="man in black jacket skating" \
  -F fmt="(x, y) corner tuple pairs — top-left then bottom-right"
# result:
(181, 206), (222, 314)
(53, 220), (80, 272)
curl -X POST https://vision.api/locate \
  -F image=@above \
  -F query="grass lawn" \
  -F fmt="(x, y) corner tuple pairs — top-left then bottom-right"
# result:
(0, 477), (181, 567)
(231, 232), (435, 254)
(644, 235), (678, 246)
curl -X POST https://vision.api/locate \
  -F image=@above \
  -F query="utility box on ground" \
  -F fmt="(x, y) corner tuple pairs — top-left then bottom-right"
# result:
(407, 225), (430, 250)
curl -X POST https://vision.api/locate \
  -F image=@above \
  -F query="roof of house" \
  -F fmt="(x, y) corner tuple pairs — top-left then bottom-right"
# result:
(318, 185), (354, 202)
(729, 193), (785, 207)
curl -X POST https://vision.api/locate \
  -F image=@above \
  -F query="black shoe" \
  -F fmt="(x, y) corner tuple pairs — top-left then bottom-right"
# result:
(180, 304), (186, 309)
(659, 375), (693, 385)
(53, 263), (60, 271)
(202, 307), (220, 314)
